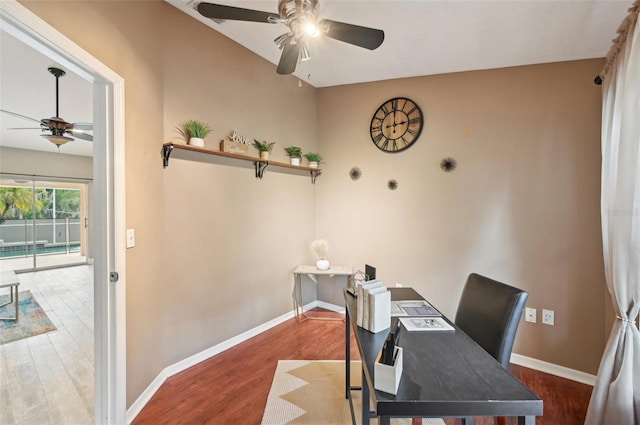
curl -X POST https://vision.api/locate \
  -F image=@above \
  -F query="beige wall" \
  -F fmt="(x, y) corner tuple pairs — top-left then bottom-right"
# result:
(21, 0), (317, 406)
(316, 60), (607, 374)
(21, 0), (607, 408)
(0, 146), (92, 180)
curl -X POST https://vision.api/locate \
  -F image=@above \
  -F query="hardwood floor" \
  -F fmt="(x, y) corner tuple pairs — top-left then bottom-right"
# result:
(0, 265), (94, 425)
(134, 309), (593, 425)
(441, 363), (593, 425)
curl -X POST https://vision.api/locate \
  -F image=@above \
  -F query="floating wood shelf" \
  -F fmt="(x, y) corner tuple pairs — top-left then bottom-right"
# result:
(161, 143), (321, 184)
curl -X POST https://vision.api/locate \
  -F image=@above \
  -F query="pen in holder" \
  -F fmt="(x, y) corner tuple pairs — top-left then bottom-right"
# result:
(374, 346), (403, 395)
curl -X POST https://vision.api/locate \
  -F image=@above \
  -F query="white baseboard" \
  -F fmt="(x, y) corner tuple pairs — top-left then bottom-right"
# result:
(126, 309), (296, 424)
(315, 300), (345, 314)
(299, 300), (345, 314)
(510, 353), (596, 386)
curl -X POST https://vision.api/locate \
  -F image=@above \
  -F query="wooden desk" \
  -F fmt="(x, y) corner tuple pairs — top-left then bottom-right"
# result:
(293, 265), (354, 322)
(344, 287), (543, 425)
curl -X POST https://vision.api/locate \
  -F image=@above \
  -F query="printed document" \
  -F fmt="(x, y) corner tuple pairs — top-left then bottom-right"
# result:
(391, 300), (441, 317)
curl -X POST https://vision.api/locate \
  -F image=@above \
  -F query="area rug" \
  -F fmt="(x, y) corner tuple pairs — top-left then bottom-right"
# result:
(261, 360), (443, 425)
(0, 290), (57, 345)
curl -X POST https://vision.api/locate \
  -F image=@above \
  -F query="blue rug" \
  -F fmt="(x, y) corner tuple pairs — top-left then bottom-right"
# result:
(0, 290), (57, 345)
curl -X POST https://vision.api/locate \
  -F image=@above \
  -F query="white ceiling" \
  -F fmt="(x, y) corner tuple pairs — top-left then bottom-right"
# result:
(0, 1), (630, 157)
(168, 0), (631, 88)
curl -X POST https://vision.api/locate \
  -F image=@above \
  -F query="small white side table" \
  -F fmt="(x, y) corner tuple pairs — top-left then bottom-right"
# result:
(293, 265), (354, 322)
(0, 271), (20, 321)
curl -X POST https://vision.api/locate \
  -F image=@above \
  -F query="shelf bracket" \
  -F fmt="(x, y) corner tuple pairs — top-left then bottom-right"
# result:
(162, 144), (174, 168)
(254, 161), (269, 179)
(310, 169), (322, 184)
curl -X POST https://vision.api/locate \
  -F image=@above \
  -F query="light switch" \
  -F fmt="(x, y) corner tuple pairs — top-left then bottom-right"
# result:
(126, 228), (135, 249)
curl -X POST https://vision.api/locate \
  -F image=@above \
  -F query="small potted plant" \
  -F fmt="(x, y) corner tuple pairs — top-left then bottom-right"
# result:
(310, 239), (330, 270)
(284, 146), (303, 165)
(303, 152), (323, 168)
(181, 120), (212, 147)
(252, 139), (276, 160)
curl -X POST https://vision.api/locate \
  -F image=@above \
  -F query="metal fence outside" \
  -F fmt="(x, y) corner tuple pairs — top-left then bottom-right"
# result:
(0, 218), (82, 257)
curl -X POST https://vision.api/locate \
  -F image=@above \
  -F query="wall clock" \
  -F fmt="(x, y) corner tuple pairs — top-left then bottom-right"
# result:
(369, 97), (423, 153)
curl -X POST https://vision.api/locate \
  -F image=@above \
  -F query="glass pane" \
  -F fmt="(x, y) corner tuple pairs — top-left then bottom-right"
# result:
(34, 182), (87, 269)
(0, 179), (36, 270)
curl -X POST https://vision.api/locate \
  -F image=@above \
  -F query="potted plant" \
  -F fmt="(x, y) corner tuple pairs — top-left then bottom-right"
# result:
(303, 152), (323, 168)
(181, 120), (212, 147)
(252, 139), (276, 160)
(284, 146), (303, 165)
(310, 239), (330, 270)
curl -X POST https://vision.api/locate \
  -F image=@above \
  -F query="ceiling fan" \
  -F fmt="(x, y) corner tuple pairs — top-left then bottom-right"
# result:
(196, 0), (385, 75)
(1, 67), (93, 147)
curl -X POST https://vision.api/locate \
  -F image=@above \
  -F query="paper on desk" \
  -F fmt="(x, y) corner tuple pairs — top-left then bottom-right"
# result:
(400, 317), (454, 332)
(391, 300), (441, 317)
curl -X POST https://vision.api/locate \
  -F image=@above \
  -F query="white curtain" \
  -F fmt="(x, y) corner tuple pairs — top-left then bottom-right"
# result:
(585, 3), (640, 424)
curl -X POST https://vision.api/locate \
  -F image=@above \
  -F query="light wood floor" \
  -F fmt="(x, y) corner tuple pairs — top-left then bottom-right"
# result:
(0, 265), (94, 425)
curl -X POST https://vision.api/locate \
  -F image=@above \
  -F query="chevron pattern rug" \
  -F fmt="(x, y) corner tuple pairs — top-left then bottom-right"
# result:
(261, 360), (444, 425)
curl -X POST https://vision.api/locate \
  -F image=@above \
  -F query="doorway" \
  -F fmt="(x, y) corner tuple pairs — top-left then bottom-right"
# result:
(0, 2), (126, 423)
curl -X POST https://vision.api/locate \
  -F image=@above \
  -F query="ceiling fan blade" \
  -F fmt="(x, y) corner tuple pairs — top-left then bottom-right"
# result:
(69, 129), (93, 141)
(0, 109), (42, 124)
(7, 127), (44, 130)
(197, 3), (280, 23)
(72, 122), (93, 131)
(321, 19), (384, 50)
(276, 41), (301, 75)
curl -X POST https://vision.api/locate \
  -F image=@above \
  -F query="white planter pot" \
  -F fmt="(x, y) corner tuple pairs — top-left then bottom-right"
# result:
(316, 259), (330, 270)
(260, 151), (270, 160)
(189, 137), (204, 147)
(290, 157), (301, 166)
(309, 161), (319, 168)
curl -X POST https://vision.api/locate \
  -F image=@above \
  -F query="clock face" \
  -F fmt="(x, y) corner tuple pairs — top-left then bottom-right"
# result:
(370, 97), (423, 153)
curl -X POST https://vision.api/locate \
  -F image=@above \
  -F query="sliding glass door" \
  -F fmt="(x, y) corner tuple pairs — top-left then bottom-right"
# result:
(0, 175), (90, 271)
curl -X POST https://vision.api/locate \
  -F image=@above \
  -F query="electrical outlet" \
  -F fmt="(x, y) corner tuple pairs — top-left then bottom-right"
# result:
(395, 282), (403, 287)
(542, 309), (555, 326)
(525, 307), (537, 323)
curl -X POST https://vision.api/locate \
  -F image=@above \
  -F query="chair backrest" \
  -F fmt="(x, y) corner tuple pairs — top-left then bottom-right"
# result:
(454, 273), (528, 368)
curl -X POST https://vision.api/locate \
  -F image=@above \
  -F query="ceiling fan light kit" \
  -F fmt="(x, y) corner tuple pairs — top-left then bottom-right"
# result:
(197, 0), (384, 75)
(42, 134), (74, 147)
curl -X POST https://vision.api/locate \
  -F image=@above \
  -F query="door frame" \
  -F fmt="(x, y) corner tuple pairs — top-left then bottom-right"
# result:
(0, 1), (127, 423)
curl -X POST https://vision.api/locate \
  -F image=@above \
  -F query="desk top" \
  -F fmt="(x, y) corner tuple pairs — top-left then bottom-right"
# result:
(294, 265), (354, 276)
(345, 287), (543, 419)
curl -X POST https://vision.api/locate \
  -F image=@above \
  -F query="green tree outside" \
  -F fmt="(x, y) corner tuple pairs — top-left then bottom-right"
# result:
(0, 187), (42, 224)
(0, 186), (80, 223)
(54, 189), (81, 218)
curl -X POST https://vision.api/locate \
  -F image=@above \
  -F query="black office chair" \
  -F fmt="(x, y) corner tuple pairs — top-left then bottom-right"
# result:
(454, 273), (528, 369)
(413, 274), (528, 425)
